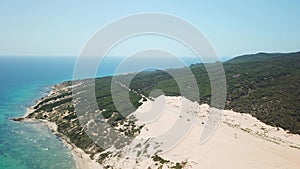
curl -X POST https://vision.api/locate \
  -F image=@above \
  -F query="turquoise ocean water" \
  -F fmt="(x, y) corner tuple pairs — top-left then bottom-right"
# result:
(0, 57), (78, 169)
(0, 56), (200, 169)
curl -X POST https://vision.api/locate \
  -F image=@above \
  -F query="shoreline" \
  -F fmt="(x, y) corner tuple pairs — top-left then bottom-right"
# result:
(20, 116), (101, 169)
(17, 84), (102, 169)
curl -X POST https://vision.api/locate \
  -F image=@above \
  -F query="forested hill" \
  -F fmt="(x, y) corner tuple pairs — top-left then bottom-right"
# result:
(223, 51), (300, 133)
(227, 51), (300, 63)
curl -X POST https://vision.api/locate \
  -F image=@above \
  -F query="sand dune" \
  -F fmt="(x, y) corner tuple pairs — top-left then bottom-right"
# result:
(100, 96), (300, 169)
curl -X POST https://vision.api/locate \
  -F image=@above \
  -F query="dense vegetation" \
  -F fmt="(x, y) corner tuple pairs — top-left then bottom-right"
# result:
(225, 52), (300, 134)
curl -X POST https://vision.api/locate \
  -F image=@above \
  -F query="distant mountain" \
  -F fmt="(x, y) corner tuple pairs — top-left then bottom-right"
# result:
(227, 51), (300, 63)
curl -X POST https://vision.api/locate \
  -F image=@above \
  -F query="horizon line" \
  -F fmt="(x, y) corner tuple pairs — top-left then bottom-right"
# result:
(0, 50), (299, 59)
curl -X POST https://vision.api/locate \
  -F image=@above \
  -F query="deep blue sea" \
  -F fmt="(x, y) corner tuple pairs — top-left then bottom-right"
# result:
(0, 56), (200, 169)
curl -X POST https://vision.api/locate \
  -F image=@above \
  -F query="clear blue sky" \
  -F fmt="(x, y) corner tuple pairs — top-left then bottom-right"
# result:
(0, 0), (300, 59)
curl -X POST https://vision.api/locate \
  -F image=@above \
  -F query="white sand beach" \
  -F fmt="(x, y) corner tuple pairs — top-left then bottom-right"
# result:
(44, 121), (102, 169)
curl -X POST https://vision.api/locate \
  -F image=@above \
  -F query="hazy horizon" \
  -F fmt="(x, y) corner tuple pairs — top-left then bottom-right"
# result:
(1, 49), (299, 63)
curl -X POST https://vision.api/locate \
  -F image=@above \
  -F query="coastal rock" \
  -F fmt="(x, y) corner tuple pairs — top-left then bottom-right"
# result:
(11, 117), (25, 122)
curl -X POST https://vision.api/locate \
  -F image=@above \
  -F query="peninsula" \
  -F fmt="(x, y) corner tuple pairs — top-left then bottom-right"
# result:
(14, 51), (300, 169)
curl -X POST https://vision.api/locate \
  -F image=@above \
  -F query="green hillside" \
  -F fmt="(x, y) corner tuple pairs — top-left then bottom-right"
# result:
(227, 51), (300, 63)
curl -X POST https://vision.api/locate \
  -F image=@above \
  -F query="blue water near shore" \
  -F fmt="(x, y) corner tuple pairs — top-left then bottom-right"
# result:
(0, 56), (200, 169)
(0, 57), (78, 169)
